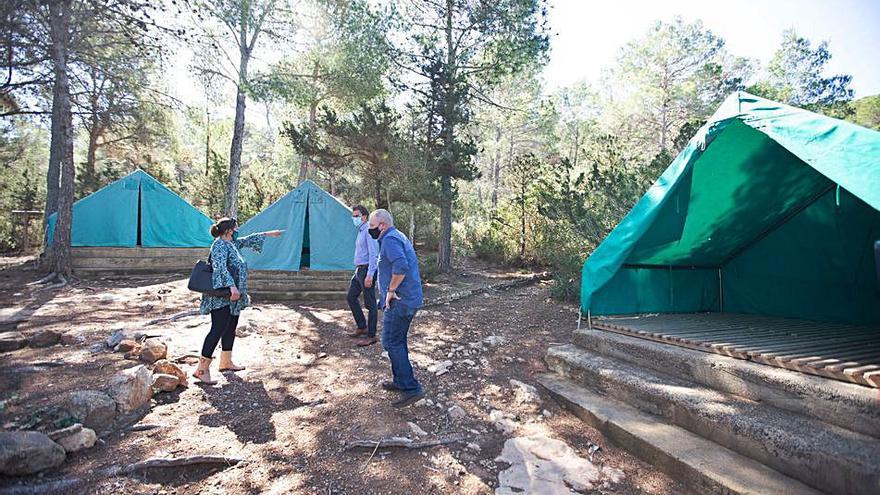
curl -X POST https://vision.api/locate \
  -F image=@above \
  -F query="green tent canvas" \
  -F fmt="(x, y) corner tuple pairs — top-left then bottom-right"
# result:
(581, 92), (880, 326)
(238, 180), (356, 271)
(46, 170), (214, 247)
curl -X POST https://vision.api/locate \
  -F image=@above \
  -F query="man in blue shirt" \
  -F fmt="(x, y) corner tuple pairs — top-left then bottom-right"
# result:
(347, 205), (380, 346)
(369, 208), (425, 408)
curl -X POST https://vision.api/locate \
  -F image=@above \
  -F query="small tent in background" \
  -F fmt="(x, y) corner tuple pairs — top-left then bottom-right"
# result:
(46, 169), (214, 247)
(45, 170), (214, 275)
(238, 180), (356, 271)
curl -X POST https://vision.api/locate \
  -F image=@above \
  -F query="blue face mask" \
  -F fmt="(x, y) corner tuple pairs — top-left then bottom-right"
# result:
(232, 230), (239, 242)
(352, 217), (362, 227)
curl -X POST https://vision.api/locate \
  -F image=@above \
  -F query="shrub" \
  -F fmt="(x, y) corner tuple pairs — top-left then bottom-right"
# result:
(535, 220), (590, 303)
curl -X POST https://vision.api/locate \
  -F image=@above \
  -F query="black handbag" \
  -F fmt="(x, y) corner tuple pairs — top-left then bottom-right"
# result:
(188, 254), (232, 298)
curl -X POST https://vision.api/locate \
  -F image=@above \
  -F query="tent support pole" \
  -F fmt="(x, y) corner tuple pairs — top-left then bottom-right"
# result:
(587, 310), (592, 330)
(718, 268), (723, 313)
(577, 311), (582, 331)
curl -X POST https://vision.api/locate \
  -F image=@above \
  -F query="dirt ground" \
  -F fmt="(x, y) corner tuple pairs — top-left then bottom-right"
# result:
(0, 256), (685, 494)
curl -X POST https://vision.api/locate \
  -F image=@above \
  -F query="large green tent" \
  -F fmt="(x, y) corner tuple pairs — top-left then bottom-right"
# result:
(238, 180), (356, 271)
(581, 92), (880, 326)
(46, 169), (214, 247)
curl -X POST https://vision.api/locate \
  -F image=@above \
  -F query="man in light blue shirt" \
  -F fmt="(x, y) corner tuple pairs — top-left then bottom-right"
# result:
(347, 205), (380, 346)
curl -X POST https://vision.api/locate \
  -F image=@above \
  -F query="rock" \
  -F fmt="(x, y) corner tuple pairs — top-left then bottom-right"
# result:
(542, 409), (552, 418)
(467, 442), (482, 452)
(64, 390), (116, 429)
(448, 405), (467, 420)
(408, 422), (428, 437)
(139, 339), (167, 364)
(115, 339), (139, 352)
(106, 328), (143, 348)
(495, 434), (624, 494)
(489, 410), (518, 434)
(427, 360), (453, 375)
(60, 331), (86, 346)
(0, 331), (28, 352)
(152, 360), (188, 388)
(107, 365), (153, 413)
(0, 431), (66, 476)
(510, 379), (542, 406)
(28, 329), (62, 348)
(48, 424), (96, 453)
(483, 335), (506, 347)
(461, 359), (476, 367)
(57, 427), (96, 453)
(151, 373), (180, 392)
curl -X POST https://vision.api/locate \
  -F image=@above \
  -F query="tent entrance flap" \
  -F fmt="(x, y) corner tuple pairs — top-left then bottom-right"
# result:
(301, 205), (311, 269)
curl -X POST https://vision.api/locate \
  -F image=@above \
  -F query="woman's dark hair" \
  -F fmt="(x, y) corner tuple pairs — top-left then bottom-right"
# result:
(210, 217), (237, 238)
(352, 205), (369, 217)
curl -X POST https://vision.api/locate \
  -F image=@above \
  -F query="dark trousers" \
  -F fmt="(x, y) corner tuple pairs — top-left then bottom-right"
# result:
(347, 265), (378, 337)
(201, 305), (239, 358)
(381, 302), (421, 394)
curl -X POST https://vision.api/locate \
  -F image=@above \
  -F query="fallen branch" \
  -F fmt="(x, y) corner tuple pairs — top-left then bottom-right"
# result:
(360, 440), (382, 472)
(423, 273), (549, 307)
(116, 455), (245, 474)
(1, 456), (246, 495)
(145, 309), (200, 326)
(345, 435), (467, 451)
(172, 353), (202, 363)
(128, 423), (168, 432)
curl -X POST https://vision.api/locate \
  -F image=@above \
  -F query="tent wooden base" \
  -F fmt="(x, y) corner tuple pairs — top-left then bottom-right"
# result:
(592, 312), (880, 388)
(71, 247), (207, 276)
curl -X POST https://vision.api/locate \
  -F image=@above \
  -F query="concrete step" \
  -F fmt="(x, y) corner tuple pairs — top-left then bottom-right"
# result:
(249, 270), (351, 281)
(249, 290), (347, 302)
(573, 329), (880, 439)
(546, 344), (880, 495)
(247, 280), (351, 292)
(537, 373), (823, 495)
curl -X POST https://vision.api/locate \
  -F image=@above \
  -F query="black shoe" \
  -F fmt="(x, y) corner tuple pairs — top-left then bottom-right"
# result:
(381, 381), (400, 391)
(392, 391), (426, 409)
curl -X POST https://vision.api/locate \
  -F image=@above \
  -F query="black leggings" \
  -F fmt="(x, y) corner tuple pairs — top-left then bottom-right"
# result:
(201, 306), (239, 358)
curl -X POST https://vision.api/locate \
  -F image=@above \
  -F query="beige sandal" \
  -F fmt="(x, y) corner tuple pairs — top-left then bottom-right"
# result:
(218, 350), (245, 372)
(193, 356), (217, 384)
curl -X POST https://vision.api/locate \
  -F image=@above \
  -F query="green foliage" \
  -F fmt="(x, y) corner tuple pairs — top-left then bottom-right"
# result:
(603, 17), (751, 159)
(536, 134), (646, 245)
(851, 95), (880, 130)
(418, 253), (440, 284)
(748, 29), (853, 117)
(534, 220), (589, 303)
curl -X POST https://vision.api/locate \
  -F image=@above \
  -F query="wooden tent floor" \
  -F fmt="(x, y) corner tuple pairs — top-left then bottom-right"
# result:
(591, 312), (880, 388)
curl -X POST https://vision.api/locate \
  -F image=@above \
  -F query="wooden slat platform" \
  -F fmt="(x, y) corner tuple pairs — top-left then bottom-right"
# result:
(592, 313), (880, 388)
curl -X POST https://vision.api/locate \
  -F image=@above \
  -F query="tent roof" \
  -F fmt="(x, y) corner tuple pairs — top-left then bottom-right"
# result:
(581, 92), (880, 311)
(47, 169), (213, 247)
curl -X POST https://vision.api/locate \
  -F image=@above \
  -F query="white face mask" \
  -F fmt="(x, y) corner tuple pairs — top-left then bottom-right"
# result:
(352, 217), (362, 227)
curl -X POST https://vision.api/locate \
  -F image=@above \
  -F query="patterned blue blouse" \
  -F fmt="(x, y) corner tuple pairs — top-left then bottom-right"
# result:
(199, 233), (266, 316)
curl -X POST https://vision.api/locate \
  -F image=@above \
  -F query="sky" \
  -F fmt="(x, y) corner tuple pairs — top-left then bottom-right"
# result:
(164, 0), (880, 122)
(542, 0), (880, 97)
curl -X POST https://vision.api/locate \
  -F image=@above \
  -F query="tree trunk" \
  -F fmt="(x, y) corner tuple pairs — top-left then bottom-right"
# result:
(225, 69), (248, 217)
(491, 125), (501, 210)
(297, 68), (320, 185)
(519, 184), (526, 259)
(42, 85), (62, 242)
(437, 0), (455, 273)
(374, 178), (385, 209)
(204, 103), (211, 176)
(46, 0), (74, 277)
(438, 174), (452, 271)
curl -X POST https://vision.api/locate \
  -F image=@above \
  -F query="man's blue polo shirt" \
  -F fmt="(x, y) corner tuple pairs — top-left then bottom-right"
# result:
(377, 227), (423, 311)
